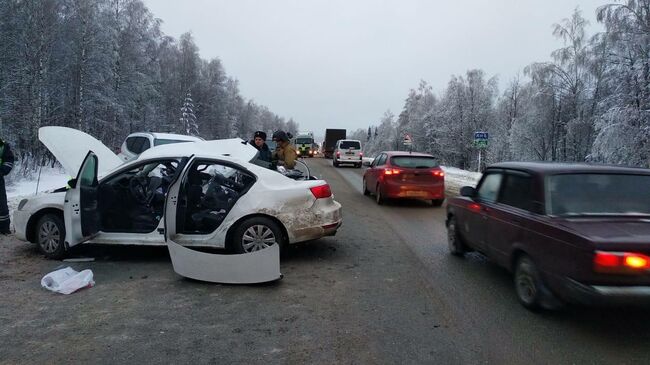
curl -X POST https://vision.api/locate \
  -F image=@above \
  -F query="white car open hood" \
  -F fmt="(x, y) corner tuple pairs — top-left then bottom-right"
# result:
(39, 127), (123, 177)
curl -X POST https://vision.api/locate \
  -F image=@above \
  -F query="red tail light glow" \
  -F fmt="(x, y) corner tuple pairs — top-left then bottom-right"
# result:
(594, 251), (650, 273)
(432, 170), (445, 177)
(310, 184), (332, 199)
(468, 203), (482, 212)
(360, 152), (364, 157)
(336, 151), (341, 157)
(384, 168), (402, 175)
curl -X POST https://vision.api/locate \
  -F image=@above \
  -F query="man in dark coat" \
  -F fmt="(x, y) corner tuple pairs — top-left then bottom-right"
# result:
(250, 131), (272, 163)
(0, 139), (15, 234)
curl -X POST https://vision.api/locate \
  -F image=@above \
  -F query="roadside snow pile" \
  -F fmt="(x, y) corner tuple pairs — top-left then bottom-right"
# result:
(441, 166), (482, 196)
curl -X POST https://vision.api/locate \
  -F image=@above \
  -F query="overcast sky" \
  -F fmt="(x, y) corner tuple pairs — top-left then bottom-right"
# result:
(144, 0), (604, 133)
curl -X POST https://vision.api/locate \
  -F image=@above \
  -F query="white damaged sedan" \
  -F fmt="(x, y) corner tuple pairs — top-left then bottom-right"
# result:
(15, 127), (342, 260)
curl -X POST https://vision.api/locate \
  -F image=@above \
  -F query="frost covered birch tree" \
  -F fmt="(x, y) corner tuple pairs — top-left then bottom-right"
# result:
(0, 0), (299, 175)
(179, 92), (199, 137)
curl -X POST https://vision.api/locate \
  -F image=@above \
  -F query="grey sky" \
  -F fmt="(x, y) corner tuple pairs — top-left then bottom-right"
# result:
(144, 0), (604, 133)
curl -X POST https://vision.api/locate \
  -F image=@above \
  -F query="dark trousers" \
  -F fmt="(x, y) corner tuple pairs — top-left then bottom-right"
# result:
(0, 177), (9, 232)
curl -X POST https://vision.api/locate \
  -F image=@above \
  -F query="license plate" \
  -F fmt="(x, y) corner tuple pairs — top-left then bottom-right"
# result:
(345, 151), (354, 155)
(406, 191), (427, 197)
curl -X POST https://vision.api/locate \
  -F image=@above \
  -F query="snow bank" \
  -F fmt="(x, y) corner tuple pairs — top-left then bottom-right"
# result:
(441, 166), (482, 196)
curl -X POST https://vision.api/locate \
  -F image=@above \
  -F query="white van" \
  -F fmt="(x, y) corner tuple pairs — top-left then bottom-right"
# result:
(333, 139), (363, 168)
(118, 132), (203, 161)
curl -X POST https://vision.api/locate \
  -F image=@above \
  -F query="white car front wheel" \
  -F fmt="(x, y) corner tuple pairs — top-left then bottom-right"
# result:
(36, 213), (67, 260)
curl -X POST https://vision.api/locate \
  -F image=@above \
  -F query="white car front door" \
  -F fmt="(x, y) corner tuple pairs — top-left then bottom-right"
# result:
(64, 151), (101, 248)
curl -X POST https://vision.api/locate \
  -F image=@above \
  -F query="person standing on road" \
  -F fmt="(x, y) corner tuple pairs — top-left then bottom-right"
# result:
(0, 139), (15, 234)
(250, 131), (272, 163)
(272, 131), (297, 169)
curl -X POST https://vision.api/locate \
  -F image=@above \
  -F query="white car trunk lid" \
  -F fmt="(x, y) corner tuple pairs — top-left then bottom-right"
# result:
(39, 127), (123, 177)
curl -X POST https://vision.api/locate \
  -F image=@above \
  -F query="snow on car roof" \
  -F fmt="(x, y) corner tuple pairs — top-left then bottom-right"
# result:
(149, 133), (203, 141)
(137, 138), (258, 163)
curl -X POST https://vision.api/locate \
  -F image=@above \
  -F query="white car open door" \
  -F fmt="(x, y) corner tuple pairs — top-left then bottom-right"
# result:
(163, 157), (282, 284)
(64, 151), (101, 248)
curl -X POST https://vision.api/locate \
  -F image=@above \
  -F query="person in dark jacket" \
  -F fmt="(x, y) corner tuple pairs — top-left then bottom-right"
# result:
(0, 140), (14, 234)
(250, 131), (272, 163)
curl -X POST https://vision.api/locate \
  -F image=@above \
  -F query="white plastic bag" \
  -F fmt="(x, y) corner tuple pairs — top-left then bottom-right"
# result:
(41, 267), (95, 295)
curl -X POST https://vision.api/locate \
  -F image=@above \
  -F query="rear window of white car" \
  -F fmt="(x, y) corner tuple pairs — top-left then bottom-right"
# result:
(339, 141), (360, 150)
(391, 156), (439, 168)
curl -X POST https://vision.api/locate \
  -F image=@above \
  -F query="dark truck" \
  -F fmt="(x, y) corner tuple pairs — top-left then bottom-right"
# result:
(323, 129), (346, 159)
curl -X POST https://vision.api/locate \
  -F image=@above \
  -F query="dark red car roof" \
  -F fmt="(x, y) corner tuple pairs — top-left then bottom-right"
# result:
(381, 151), (435, 158)
(489, 161), (650, 175)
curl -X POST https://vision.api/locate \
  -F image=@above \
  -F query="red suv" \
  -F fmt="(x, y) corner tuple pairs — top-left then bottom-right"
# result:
(363, 151), (445, 206)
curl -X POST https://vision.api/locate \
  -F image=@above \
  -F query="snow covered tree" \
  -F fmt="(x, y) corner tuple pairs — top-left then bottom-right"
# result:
(179, 92), (199, 136)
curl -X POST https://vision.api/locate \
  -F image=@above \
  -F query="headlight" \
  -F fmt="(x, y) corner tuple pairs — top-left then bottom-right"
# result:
(18, 199), (28, 210)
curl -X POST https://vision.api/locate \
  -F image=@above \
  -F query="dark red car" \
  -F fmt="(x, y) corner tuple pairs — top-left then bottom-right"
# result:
(363, 151), (445, 206)
(446, 162), (650, 310)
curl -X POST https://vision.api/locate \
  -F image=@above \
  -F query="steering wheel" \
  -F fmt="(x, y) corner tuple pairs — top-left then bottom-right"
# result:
(129, 175), (154, 205)
(209, 173), (245, 192)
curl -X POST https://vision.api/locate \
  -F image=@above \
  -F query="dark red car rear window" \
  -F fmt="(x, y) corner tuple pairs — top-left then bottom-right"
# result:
(390, 156), (439, 168)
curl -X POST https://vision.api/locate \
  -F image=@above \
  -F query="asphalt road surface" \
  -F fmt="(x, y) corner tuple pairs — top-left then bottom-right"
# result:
(1, 158), (650, 364)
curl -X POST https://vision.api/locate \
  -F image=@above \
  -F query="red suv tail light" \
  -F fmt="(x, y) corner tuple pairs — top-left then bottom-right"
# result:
(594, 251), (650, 274)
(310, 184), (332, 199)
(432, 170), (445, 177)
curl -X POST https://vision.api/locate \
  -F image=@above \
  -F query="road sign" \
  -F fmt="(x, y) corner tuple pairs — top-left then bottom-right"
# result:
(403, 134), (413, 147)
(474, 131), (488, 148)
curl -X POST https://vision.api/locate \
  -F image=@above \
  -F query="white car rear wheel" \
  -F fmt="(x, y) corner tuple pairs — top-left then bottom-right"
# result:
(233, 217), (284, 254)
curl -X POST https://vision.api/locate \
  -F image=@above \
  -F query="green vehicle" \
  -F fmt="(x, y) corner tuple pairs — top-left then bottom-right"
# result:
(293, 134), (315, 157)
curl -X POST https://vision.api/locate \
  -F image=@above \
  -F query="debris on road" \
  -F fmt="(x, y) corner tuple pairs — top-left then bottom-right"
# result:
(167, 240), (282, 284)
(63, 257), (95, 262)
(40, 267), (95, 294)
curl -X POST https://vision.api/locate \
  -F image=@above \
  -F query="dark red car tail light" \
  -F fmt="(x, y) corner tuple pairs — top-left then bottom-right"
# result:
(594, 251), (650, 274)
(384, 168), (402, 176)
(432, 170), (445, 177)
(310, 184), (332, 199)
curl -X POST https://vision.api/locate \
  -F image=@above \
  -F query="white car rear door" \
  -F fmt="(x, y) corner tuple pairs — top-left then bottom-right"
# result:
(162, 156), (282, 284)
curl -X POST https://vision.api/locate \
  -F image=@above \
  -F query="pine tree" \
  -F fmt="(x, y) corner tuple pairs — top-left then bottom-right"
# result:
(180, 92), (199, 136)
